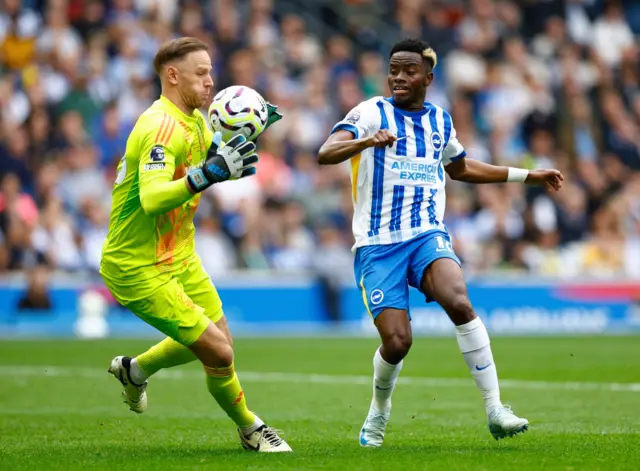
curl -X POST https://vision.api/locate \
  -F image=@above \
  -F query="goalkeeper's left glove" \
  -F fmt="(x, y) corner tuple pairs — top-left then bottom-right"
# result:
(265, 102), (283, 130)
(187, 132), (258, 192)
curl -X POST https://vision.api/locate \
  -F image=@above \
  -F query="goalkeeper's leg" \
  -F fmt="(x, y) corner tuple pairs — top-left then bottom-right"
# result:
(125, 316), (233, 382)
(190, 322), (292, 452)
(107, 313), (231, 413)
(123, 261), (234, 383)
(108, 335), (197, 414)
(106, 270), (228, 413)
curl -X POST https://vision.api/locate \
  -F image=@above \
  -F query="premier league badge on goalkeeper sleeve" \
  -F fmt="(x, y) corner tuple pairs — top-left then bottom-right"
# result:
(150, 145), (166, 162)
(144, 145), (167, 171)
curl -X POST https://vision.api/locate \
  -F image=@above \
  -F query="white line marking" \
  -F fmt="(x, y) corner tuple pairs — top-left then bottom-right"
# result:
(1, 366), (639, 392)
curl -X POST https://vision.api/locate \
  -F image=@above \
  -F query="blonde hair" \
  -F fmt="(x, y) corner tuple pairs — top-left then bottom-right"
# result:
(390, 39), (438, 71)
(422, 47), (438, 70)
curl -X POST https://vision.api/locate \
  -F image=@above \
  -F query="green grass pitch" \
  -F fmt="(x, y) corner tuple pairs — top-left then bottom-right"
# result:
(1, 336), (639, 470)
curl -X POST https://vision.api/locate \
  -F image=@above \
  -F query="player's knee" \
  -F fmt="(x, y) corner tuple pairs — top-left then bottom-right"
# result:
(192, 333), (234, 367)
(213, 343), (234, 367)
(383, 331), (412, 362)
(446, 290), (475, 325)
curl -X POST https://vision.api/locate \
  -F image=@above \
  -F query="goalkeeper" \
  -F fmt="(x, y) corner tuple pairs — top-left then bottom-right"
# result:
(100, 37), (290, 453)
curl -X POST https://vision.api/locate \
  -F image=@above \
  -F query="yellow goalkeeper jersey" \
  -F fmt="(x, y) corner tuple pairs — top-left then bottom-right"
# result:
(100, 95), (212, 281)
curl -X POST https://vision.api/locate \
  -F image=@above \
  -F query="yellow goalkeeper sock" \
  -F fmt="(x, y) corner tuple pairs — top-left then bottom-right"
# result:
(136, 337), (197, 377)
(204, 364), (257, 429)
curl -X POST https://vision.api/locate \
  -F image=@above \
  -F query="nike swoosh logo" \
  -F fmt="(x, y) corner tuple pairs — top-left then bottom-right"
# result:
(375, 385), (393, 391)
(360, 427), (368, 446)
(475, 363), (492, 371)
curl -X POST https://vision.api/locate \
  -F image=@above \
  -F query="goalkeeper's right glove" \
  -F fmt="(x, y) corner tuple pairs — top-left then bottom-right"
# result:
(187, 132), (259, 192)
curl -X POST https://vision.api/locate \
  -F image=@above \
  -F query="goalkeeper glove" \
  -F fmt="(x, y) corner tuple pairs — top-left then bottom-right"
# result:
(187, 132), (258, 192)
(265, 102), (283, 130)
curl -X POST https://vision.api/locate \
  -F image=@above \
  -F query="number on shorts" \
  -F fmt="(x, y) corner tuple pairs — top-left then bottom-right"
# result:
(436, 236), (453, 252)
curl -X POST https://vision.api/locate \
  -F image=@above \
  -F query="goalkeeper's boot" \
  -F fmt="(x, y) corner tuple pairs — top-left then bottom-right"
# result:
(108, 356), (148, 414)
(359, 406), (390, 447)
(488, 405), (529, 440)
(239, 425), (292, 452)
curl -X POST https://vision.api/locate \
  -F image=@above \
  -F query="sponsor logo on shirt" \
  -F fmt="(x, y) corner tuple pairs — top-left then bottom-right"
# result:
(391, 161), (438, 183)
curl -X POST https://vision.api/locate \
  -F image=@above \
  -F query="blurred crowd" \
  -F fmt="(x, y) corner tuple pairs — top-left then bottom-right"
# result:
(0, 0), (639, 282)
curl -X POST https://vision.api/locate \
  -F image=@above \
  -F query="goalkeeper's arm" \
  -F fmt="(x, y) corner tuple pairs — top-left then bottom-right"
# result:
(139, 132), (259, 217)
(140, 177), (193, 218)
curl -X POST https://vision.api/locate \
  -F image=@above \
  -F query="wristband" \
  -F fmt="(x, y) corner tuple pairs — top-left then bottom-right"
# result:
(507, 167), (529, 183)
(187, 159), (232, 192)
(187, 169), (210, 192)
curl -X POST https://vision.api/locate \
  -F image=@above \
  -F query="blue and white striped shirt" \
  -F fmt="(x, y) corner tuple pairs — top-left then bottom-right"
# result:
(331, 97), (466, 249)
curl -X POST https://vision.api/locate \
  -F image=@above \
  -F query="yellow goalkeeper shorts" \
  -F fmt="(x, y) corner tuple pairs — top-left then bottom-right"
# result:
(102, 258), (223, 346)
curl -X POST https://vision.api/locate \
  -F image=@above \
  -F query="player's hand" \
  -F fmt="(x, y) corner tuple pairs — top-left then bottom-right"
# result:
(264, 102), (283, 130)
(367, 130), (398, 148)
(186, 132), (259, 192)
(525, 169), (564, 192)
(209, 132), (259, 181)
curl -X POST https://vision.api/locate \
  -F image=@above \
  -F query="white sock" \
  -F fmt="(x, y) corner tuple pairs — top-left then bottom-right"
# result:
(455, 317), (502, 415)
(240, 415), (265, 436)
(129, 358), (149, 385)
(371, 347), (403, 414)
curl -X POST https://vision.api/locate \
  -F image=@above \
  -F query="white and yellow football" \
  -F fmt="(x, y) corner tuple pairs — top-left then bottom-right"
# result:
(208, 85), (269, 142)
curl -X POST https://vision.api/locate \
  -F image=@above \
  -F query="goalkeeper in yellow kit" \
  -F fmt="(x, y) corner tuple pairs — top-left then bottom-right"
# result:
(100, 37), (291, 453)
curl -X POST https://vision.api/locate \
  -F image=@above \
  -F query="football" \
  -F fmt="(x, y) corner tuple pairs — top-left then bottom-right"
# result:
(208, 85), (269, 142)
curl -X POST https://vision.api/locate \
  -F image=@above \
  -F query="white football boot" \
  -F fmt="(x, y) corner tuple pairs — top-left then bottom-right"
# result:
(488, 405), (529, 440)
(238, 425), (292, 452)
(359, 408), (390, 447)
(108, 356), (148, 414)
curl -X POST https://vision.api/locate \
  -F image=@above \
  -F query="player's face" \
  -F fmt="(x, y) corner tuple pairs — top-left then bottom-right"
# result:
(388, 52), (433, 110)
(173, 50), (214, 110)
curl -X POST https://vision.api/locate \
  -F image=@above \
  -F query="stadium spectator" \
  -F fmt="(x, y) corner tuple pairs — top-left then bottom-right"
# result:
(16, 263), (53, 310)
(32, 196), (83, 271)
(0, 172), (38, 270)
(0, 0), (638, 279)
(0, 126), (33, 192)
(0, 0), (41, 71)
(592, 0), (636, 68)
(312, 222), (354, 322)
(195, 215), (237, 276)
(78, 196), (109, 273)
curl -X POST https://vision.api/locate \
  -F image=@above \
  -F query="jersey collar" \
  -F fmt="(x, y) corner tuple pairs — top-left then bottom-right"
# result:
(383, 97), (431, 117)
(158, 95), (199, 123)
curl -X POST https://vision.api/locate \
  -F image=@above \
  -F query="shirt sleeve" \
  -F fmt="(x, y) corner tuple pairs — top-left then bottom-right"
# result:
(442, 123), (467, 166)
(330, 100), (380, 140)
(138, 114), (193, 217)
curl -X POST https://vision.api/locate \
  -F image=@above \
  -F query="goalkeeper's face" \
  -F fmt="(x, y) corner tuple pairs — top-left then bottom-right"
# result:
(173, 50), (214, 110)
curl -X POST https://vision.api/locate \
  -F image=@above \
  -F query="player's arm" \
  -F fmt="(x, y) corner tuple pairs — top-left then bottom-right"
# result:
(318, 129), (397, 165)
(138, 124), (192, 217)
(140, 178), (193, 217)
(441, 120), (563, 190)
(318, 102), (390, 165)
(139, 127), (258, 217)
(445, 158), (564, 191)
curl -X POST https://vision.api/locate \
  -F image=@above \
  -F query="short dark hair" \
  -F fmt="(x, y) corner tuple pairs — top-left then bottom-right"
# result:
(153, 37), (209, 75)
(389, 38), (438, 70)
